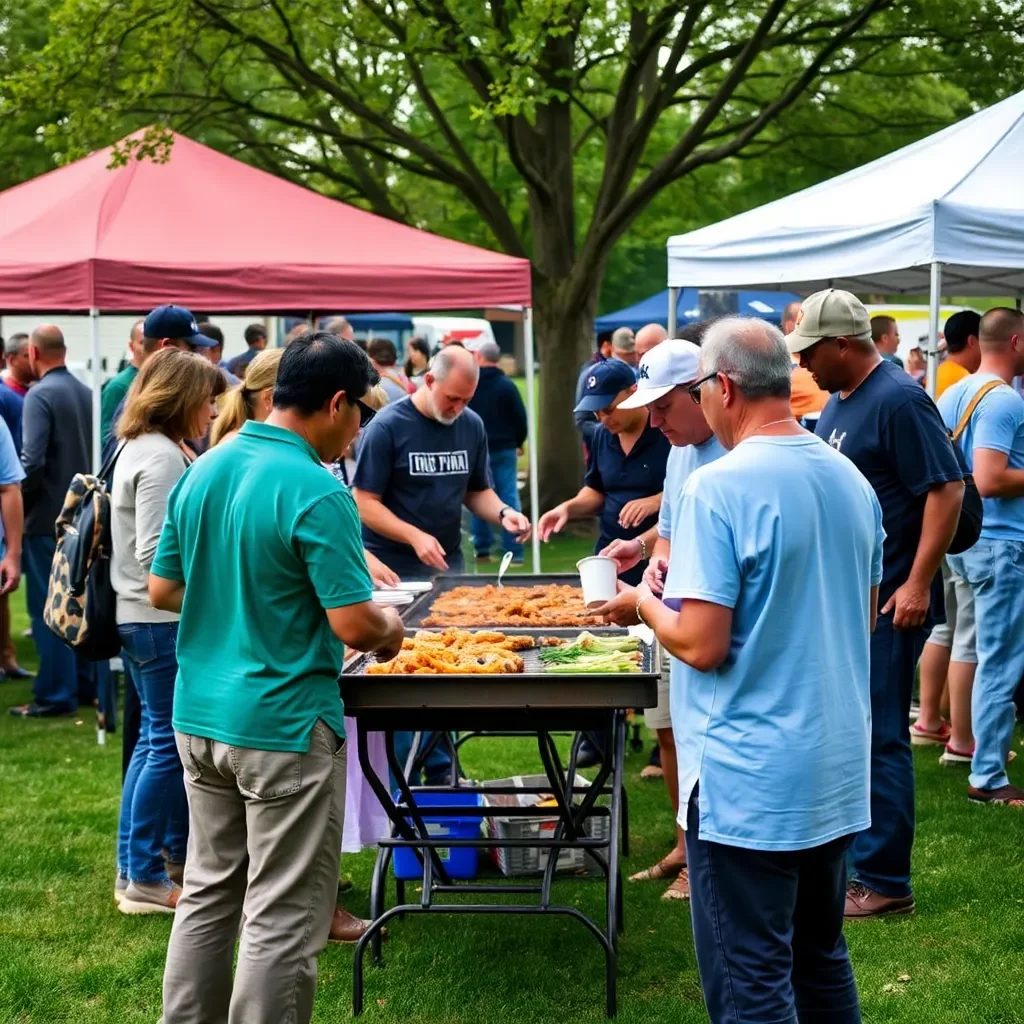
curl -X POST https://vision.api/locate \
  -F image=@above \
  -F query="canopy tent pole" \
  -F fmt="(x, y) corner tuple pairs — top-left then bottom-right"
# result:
(667, 287), (679, 338)
(523, 307), (541, 573)
(926, 263), (942, 398)
(90, 307), (102, 472)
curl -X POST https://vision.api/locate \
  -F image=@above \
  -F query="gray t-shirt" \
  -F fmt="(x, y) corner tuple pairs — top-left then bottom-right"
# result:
(110, 432), (190, 625)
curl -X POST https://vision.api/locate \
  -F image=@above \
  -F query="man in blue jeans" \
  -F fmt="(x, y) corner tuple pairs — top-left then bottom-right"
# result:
(11, 325), (111, 718)
(939, 307), (1024, 807)
(466, 340), (527, 564)
(796, 290), (965, 918)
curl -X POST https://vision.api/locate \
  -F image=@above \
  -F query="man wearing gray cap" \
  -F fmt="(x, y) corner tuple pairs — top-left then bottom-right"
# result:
(791, 289), (965, 920)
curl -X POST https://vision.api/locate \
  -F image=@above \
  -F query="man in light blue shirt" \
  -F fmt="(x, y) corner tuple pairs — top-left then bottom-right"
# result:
(938, 306), (1024, 806)
(600, 334), (726, 901)
(597, 317), (883, 1024)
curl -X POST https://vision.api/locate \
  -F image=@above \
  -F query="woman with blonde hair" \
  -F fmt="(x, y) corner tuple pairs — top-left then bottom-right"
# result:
(111, 349), (223, 914)
(209, 347), (284, 447)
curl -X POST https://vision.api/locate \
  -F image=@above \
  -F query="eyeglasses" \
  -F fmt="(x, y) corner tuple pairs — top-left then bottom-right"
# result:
(350, 398), (376, 428)
(687, 372), (719, 405)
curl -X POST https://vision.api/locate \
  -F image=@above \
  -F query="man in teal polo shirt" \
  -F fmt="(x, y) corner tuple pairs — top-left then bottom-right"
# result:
(151, 332), (404, 1024)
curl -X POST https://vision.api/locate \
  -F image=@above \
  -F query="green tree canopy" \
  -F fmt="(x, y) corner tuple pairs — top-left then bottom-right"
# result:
(4, 0), (1021, 502)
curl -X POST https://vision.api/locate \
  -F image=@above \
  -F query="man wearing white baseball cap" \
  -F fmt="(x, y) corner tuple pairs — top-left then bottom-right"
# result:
(601, 334), (727, 900)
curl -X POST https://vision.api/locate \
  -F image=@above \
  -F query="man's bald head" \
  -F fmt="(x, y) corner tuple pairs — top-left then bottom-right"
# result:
(635, 323), (668, 358)
(31, 324), (66, 353)
(978, 307), (1024, 350)
(431, 342), (479, 384)
(782, 301), (801, 336)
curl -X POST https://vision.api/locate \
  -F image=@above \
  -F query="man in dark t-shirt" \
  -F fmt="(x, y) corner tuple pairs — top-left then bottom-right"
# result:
(790, 289), (964, 920)
(353, 345), (530, 581)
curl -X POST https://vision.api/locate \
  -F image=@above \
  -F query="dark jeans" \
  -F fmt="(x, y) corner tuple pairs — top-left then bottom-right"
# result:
(686, 791), (861, 1024)
(117, 622), (188, 881)
(470, 448), (523, 560)
(849, 616), (925, 899)
(24, 535), (96, 713)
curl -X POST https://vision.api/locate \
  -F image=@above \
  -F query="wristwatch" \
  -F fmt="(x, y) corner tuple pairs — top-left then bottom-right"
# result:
(498, 506), (513, 524)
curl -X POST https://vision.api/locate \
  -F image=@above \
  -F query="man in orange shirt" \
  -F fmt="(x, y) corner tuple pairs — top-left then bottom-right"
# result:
(782, 301), (830, 422)
(936, 310), (981, 398)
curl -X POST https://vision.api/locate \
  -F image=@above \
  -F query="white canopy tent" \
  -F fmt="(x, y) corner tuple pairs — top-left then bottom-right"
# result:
(666, 90), (1024, 392)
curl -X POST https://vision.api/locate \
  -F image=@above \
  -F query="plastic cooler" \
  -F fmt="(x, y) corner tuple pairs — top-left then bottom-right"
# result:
(481, 774), (610, 876)
(391, 790), (485, 880)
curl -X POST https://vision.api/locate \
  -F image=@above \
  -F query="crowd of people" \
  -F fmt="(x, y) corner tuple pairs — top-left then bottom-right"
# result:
(1, 287), (1022, 1024)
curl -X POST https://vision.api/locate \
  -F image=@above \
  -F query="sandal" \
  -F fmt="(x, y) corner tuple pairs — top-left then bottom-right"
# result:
(662, 868), (690, 901)
(629, 854), (685, 883)
(910, 720), (950, 746)
(968, 784), (1024, 807)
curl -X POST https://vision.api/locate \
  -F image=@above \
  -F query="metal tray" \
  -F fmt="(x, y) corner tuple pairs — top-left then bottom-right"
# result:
(341, 627), (658, 713)
(401, 573), (604, 630)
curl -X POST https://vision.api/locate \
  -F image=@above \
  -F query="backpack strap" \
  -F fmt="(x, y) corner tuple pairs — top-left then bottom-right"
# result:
(98, 441), (128, 484)
(952, 380), (1006, 443)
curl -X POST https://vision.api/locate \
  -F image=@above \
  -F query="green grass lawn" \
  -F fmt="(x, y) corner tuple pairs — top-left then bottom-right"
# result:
(2, 550), (1023, 1024)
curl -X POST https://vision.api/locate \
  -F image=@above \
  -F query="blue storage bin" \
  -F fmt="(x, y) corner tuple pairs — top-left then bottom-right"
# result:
(392, 790), (485, 880)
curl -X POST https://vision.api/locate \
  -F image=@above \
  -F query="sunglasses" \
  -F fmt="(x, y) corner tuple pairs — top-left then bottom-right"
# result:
(687, 372), (719, 405)
(350, 398), (376, 428)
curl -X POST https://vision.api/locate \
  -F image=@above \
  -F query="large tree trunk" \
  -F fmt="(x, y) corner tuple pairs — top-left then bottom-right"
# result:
(531, 277), (602, 512)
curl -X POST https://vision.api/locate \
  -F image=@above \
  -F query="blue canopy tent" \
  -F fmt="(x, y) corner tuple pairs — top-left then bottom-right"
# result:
(595, 288), (799, 332)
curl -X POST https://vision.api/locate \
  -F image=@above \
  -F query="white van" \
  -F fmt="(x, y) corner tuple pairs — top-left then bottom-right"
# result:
(411, 316), (496, 353)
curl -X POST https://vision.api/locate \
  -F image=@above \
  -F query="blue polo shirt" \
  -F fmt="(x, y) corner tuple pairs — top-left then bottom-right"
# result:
(666, 435), (885, 851)
(938, 374), (1024, 540)
(584, 418), (670, 584)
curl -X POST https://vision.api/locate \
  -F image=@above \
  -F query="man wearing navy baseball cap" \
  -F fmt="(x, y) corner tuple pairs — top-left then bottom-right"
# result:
(538, 357), (670, 586)
(100, 306), (217, 464)
(143, 305), (215, 350)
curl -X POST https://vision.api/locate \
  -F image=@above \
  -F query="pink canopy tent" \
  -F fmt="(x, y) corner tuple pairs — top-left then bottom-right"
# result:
(0, 132), (541, 566)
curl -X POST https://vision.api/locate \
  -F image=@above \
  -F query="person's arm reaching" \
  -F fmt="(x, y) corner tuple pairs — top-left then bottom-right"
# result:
(354, 489), (449, 571)
(464, 489), (531, 541)
(299, 490), (404, 659)
(601, 522), (664, 575)
(637, 591), (733, 672)
(537, 486), (604, 541)
(364, 549), (401, 588)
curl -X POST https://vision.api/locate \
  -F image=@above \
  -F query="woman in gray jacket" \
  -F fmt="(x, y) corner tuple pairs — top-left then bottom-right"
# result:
(111, 350), (223, 914)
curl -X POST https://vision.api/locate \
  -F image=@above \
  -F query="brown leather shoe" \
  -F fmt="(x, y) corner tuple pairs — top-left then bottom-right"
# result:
(968, 784), (1024, 806)
(329, 906), (386, 943)
(165, 861), (185, 887)
(844, 882), (914, 920)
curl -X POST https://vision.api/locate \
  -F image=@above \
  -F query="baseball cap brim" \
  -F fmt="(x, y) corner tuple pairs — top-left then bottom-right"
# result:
(187, 333), (217, 348)
(616, 383), (676, 410)
(785, 328), (823, 355)
(575, 392), (625, 414)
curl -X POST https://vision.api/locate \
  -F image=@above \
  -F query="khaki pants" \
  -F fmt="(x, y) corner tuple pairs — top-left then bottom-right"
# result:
(162, 720), (346, 1024)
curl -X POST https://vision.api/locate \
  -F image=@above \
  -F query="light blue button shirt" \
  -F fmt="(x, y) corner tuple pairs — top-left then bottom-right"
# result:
(665, 434), (884, 851)
(938, 373), (1024, 541)
(0, 417), (25, 558)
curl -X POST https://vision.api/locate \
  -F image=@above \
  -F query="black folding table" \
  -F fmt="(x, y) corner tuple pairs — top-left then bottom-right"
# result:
(342, 642), (657, 1019)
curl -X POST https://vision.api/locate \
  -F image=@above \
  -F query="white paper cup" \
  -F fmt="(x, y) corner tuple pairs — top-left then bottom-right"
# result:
(576, 556), (618, 608)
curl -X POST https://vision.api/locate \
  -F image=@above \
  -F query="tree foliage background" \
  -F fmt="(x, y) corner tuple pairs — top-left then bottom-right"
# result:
(2, 0), (1022, 502)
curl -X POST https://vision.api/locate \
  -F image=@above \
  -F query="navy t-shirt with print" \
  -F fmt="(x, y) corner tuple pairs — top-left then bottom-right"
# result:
(353, 398), (492, 564)
(815, 360), (962, 613)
